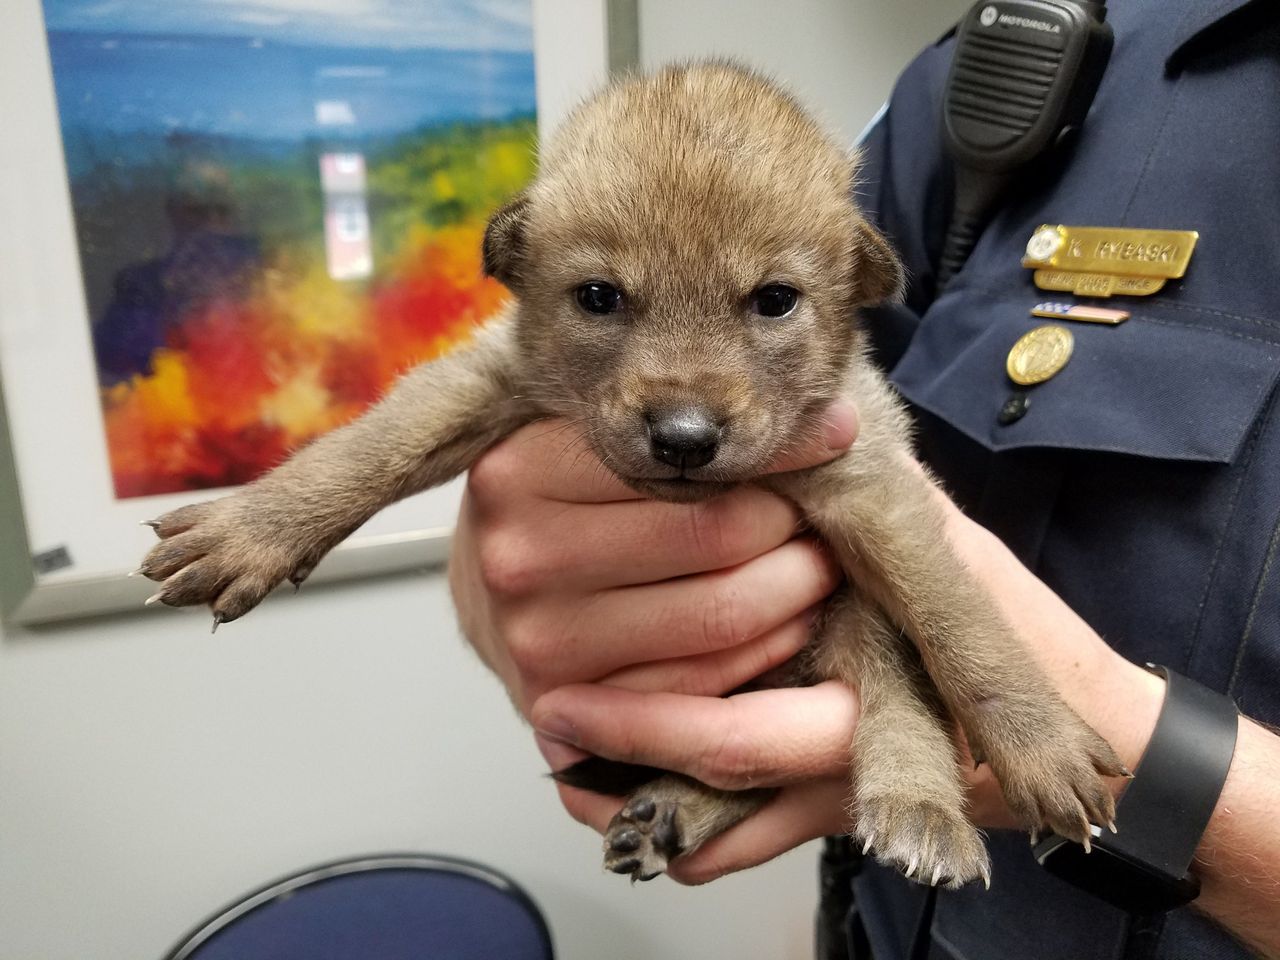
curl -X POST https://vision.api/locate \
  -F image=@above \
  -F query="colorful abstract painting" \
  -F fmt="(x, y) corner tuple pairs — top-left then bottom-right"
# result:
(42, 0), (536, 498)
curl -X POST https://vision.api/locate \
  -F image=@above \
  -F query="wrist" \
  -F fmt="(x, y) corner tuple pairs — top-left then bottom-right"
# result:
(1035, 665), (1241, 915)
(1092, 656), (1166, 795)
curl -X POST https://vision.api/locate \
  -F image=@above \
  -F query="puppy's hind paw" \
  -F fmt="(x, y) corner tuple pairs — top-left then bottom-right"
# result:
(603, 797), (684, 882)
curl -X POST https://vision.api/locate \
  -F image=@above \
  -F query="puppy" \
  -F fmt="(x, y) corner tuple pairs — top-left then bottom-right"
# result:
(138, 62), (1125, 888)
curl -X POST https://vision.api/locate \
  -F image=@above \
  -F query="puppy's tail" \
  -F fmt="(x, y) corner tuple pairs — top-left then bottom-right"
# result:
(551, 756), (666, 796)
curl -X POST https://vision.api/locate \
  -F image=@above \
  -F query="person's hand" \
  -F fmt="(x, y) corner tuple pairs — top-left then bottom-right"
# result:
(528, 475), (1166, 884)
(448, 398), (860, 758)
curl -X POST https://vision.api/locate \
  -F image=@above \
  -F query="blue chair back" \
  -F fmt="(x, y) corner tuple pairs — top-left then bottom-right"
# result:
(162, 853), (555, 960)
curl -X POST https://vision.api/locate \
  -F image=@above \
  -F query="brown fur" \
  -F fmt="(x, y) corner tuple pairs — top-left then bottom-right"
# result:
(139, 61), (1125, 887)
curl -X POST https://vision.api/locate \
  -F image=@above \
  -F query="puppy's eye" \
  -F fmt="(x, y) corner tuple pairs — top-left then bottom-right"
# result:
(575, 281), (623, 315)
(750, 284), (800, 318)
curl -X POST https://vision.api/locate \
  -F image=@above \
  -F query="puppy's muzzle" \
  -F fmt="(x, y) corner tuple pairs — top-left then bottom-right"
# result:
(645, 406), (722, 470)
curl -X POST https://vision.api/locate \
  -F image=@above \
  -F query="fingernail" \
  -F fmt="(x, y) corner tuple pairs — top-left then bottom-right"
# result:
(821, 399), (858, 450)
(534, 713), (580, 747)
(535, 733), (586, 772)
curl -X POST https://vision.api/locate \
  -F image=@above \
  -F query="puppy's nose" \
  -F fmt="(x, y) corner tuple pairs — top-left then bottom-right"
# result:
(647, 407), (721, 470)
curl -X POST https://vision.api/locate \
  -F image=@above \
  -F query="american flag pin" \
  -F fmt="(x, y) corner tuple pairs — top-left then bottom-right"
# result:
(1030, 302), (1130, 325)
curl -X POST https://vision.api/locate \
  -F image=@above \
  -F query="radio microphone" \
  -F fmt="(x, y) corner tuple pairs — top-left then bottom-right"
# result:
(937, 0), (1113, 288)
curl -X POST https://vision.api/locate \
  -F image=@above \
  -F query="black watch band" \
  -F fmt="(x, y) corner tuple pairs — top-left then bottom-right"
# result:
(1034, 664), (1239, 914)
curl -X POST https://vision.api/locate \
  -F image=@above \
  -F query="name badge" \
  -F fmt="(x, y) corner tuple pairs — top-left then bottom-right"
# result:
(1022, 225), (1198, 297)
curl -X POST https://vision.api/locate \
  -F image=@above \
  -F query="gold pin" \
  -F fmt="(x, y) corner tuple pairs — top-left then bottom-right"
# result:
(1007, 325), (1074, 386)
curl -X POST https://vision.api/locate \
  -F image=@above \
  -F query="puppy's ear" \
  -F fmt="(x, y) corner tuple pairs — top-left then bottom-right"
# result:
(852, 218), (905, 305)
(483, 192), (531, 289)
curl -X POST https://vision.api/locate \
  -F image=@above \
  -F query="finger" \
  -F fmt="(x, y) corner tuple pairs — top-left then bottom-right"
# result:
(518, 538), (838, 681)
(761, 397), (858, 475)
(472, 398), (856, 508)
(532, 680), (859, 791)
(555, 781), (625, 831)
(600, 610), (815, 697)
(468, 421), (641, 509)
(552, 777), (848, 885)
(667, 779), (850, 885)
(535, 733), (590, 773)
(479, 486), (810, 595)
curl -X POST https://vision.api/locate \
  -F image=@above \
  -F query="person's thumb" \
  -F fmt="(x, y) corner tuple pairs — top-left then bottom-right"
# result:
(763, 397), (858, 475)
(531, 681), (857, 791)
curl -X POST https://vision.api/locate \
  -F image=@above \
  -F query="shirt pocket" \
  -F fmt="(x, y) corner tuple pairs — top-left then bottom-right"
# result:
(888, 288), (1280, 464)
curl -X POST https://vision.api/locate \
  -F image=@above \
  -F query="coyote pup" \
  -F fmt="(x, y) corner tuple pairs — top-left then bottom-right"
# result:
(139, 63), (1125, 887)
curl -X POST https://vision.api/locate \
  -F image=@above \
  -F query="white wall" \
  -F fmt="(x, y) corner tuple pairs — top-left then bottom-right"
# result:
(0, 2), (967, 958)
(638, 0), (969, 146)
(0, 574), (822, 959)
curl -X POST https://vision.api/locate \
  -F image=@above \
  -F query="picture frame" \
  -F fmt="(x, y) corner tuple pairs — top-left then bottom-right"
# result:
(0, 0), (639, 625)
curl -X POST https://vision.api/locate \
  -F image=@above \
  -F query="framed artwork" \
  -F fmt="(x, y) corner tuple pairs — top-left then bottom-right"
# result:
(0, 0), (638, 624)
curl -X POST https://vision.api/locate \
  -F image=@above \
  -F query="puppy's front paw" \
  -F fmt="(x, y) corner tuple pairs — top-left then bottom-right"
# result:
(137, 492), (323, 627)
(854, 794), (991, 890)
(975, 701), (1128, 848)
(603, 796), (684, 882)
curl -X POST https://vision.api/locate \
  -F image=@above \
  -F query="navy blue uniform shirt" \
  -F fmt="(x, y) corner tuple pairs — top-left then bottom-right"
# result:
(848, 1), (1280, 957)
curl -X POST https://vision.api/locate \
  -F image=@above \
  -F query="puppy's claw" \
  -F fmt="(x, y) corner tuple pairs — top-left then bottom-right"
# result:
(144, 592), (164, 607)
(289, 566), (313, 592)
(930, 865), (943, 887)
(127, 567), (144, 578)
(981, 863), (992, 890)
(1107, 821), (1118, 835)
(861, 834), (875, 855)
(210, 613), (224, 634)
(141, 520), (161, 530)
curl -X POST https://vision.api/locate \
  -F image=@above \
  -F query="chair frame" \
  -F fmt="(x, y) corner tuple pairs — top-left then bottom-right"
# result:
(161, 852), (555, 960)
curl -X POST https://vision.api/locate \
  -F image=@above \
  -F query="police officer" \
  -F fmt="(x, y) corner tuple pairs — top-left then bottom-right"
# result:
(449, 0), (1280, 956)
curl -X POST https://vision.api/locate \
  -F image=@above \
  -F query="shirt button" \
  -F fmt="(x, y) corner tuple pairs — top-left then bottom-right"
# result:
(998, 392), (1030, 425)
